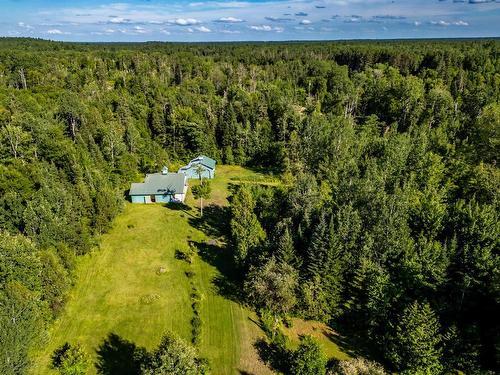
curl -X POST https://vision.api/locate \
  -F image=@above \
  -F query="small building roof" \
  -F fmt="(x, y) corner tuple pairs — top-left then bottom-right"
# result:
(180, 155), (216, 171)
(198, 155), (216, 170)
(130, 172), (186, 196)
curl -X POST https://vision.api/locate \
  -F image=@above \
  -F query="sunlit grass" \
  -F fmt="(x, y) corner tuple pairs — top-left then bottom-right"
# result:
(30, 166), (273, 375)
(30, 165), (348, 374)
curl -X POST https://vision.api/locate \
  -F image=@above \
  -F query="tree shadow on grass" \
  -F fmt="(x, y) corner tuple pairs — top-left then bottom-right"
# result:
(322, 329), (361, 358)
(187, 203), (245, 303)
(188, 204), (230, 239)
(322, 322), (381, 362)
(95, 333), (147, 375)
(164, 202), (196, 218)
(253, 339), (290, 374)
(193, 240), (245, 303)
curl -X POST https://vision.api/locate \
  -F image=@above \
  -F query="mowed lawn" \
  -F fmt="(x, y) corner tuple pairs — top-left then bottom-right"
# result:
(31, 165), (348, 374)
(31, 165), (273, 375)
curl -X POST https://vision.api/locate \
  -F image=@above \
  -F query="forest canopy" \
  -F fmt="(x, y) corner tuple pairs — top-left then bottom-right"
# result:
(0, 38), (498, 374)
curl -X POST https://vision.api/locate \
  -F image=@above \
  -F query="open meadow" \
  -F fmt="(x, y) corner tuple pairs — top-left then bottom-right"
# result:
(30, 165), (349, 374)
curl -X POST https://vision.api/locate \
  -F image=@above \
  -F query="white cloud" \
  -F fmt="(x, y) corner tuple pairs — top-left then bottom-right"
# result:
(300, 20), (312, 25)
(215, 16), (244, 23)
(108, 17), (131, 24)
(47, 29), (64, 34)
(160, 29), (171, 35)
(265, 16), (293, 22)
(189, 1), (250, 8)
(173, 18), (200, 26)
(18, 22), (34, 30)
(430, 20), (468, 27)
(250, 25), (272, 31)
(250, 25), (283, 32)
(133, 26), (147, 33)
(195, 26), (211, 32)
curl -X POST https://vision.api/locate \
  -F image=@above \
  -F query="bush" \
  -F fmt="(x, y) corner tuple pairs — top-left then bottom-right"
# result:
(290, 335), (327, 375)
(192, 301), (200, 313)
(141, 332), (204, 375)
(191, 316), (202, 345)
(174, 249), (192, 263)
(190, 289), (201, 301)
(51, 343), (90, 375)
(329, 358), (387, 375)
(139, 294), (160, 305)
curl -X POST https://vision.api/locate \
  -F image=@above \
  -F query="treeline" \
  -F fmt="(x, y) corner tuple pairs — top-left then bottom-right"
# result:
(0, 38), (498, 374)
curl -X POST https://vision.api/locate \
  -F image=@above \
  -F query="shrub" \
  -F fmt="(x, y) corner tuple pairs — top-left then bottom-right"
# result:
(174, 249), (191, 263)
(191, 316), (202, 345)
(190, 289), (201, 301)
(329, 358), (387, 375)
(290, 335), (327, 375)
(140, 294), (160, 305)
(141, 332), (204, 375)
(192, 301), (200, 313)
(51, 343), (90, 375)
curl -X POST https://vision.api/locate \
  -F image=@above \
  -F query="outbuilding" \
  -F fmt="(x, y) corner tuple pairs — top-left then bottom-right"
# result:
(129, 167), (188, 204)
(178, 155), (216, 179)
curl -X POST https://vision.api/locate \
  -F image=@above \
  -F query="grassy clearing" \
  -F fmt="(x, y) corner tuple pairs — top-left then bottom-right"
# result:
(188, 165), (282, 207)
(282, 319), (352, 361)
(31, 165), (349, 374)
(30, 165), (274, 375)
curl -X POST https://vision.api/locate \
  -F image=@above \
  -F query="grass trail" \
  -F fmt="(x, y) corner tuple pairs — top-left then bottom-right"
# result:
(30, 166), (272, 375)
(31, 165), (348, 374)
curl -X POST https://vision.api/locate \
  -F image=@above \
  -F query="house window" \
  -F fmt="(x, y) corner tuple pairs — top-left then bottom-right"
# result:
(150, 195), (156, 203)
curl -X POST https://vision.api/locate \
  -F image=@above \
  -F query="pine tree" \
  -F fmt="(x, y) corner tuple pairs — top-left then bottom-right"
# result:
(274, 219), (299, 267)
(305, 213), (343, 317)
(230, 186), (265, 267)
(389, 301), (442, 374)
(290, 335), (327, 375)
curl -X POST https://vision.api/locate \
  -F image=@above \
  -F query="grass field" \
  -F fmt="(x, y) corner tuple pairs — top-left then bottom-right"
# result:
(30, 165), (349, 374)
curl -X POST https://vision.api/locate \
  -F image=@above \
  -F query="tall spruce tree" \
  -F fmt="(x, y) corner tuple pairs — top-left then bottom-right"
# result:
(389, 301), (442, 374)
(230, 185), (265, 267)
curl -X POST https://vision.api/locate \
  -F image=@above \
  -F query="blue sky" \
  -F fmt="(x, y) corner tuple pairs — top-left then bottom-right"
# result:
(2, 0), (500, 41)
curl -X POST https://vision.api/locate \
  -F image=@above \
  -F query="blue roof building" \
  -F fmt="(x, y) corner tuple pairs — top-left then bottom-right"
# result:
(130, 168), (188, 204)
(178, 155), (216, 179)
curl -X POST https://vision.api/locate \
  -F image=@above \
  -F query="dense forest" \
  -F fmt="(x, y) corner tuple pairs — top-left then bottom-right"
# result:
(0, 37), (498, 374)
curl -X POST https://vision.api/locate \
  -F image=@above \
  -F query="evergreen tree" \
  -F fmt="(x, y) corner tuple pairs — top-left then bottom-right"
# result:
(141, 333), (207, 375)
(51, 343), (90, 375)
(290, 335), (327, 375)
(230, 185), (265, 267)
(245, 257), (298, 334)
(388, 301), (442, 374)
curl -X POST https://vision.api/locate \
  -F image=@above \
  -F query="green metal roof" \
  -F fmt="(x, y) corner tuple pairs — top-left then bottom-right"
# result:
(179, 155), (216, 172)
(198, 155), (216, 170)
(130, 173), (186, 196)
